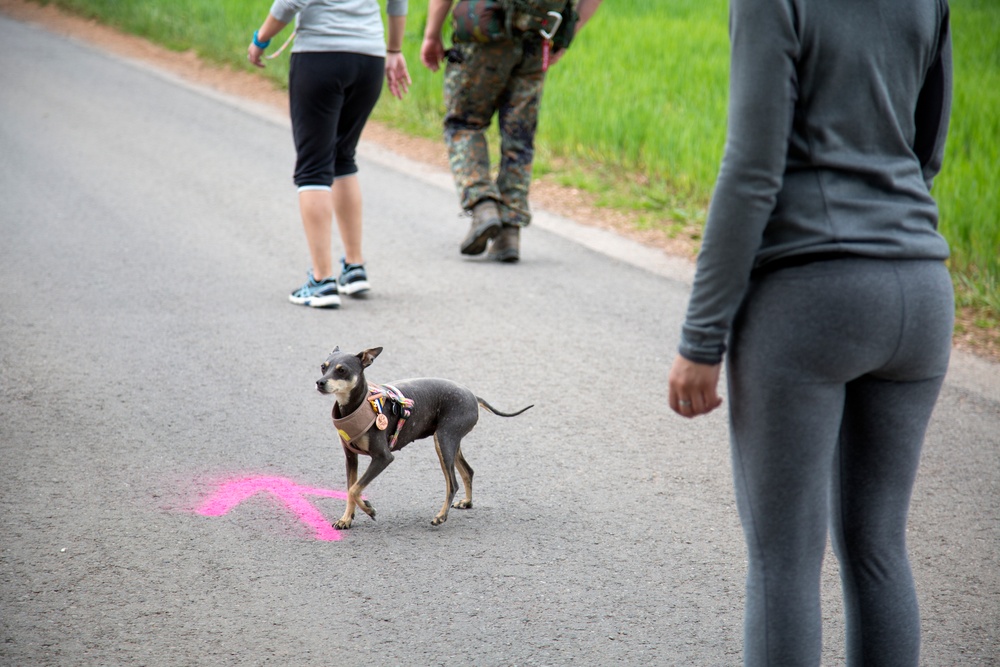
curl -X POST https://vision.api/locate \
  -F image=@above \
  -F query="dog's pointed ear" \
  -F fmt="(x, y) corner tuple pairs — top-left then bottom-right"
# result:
(331, 346), (340, 354)
(359, 347), (383, 368)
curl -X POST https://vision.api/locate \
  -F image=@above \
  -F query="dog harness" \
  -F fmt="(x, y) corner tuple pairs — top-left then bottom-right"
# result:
(332, 383), (415, 455)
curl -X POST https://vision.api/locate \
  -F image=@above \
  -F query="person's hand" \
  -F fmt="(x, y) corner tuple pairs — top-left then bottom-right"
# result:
(247, 43), (266, 68)
(421, 36), (445, 71)
(385, 53), (411, 99)
(668, 355), (723, 418)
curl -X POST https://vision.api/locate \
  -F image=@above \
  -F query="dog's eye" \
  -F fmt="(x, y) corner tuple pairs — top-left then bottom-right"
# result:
(321, 363), (329, 373)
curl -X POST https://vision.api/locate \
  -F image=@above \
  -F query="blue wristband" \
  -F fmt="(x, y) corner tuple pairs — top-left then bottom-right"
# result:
(253, 31), (271, 49)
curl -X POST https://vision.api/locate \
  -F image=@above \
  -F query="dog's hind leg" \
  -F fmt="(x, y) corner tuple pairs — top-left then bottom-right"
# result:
(432, 433), (462, 525)
(452, 448), (474, 510)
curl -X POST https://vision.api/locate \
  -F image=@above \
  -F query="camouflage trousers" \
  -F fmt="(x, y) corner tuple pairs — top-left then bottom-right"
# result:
(443, 36), (546, 227)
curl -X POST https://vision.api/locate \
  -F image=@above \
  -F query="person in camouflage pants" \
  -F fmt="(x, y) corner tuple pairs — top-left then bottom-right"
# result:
(421, 0), (602, 262)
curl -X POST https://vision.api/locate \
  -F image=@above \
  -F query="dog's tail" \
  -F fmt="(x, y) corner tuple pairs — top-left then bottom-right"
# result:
(477, 397), (533, 418)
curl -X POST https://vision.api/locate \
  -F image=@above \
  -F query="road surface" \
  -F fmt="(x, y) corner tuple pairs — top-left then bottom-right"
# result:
(1, 12), (997, 666)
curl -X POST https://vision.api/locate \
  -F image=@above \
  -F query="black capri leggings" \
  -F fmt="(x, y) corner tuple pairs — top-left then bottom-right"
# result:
(289, 51), (384, 187)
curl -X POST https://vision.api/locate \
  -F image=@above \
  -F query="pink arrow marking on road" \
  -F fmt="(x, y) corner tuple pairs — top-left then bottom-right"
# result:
(195, 476), (350, 541)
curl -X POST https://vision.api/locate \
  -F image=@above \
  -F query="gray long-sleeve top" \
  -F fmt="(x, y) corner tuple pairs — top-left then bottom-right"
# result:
(679, 0), (953, 365)
(270, 0), (407, 57)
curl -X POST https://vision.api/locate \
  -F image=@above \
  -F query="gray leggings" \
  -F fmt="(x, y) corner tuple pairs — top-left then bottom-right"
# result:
(727, 258), (953, 666)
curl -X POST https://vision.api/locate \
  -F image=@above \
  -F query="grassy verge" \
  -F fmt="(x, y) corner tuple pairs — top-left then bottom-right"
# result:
(935, 1), (1000, 323)
(30, 0), (1000, 335)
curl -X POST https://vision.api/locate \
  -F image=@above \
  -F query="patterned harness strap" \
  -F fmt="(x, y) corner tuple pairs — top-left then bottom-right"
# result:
(369, 383), (415, 450)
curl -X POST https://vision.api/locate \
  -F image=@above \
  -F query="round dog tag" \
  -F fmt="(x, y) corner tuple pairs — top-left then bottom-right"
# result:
(375, 414), (389, 430)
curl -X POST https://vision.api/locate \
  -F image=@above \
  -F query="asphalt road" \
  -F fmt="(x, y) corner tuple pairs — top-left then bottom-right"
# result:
(1, 13), (998, 667)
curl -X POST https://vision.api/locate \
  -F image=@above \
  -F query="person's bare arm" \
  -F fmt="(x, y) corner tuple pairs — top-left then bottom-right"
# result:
(247, 14), (290, 68)
(420, 0), (455, 72)
(385, 14), (411, 98)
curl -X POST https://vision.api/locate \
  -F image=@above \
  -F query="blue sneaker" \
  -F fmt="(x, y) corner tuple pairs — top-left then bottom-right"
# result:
(337, 258), (371, 296)
(289, 270), (341, 308)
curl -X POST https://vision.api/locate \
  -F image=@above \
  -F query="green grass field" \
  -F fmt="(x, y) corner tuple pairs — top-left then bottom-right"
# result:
(35, 0), (1000, 321)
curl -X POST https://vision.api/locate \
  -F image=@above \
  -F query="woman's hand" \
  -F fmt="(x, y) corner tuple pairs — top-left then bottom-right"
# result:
(668, 355), (723, 418)
(247, 43), (266, 68)
(247, 16), (287, 69)
(385, 53), (411, 99)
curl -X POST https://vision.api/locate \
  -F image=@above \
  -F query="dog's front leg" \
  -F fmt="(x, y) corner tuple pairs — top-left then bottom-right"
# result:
(335, 447), (360, 529)
(348, 448), (394, 522)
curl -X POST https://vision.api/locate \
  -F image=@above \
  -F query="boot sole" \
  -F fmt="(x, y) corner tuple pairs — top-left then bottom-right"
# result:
(460, 221), (502, 256)
(487, 247), (520, 263)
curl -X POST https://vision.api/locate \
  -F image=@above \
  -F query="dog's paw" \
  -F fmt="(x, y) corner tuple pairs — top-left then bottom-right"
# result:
(361, 499), (377, 520)
(334, 518), (353, 530)
(431, 514), (448, 526)
(451, 500), (473, 510)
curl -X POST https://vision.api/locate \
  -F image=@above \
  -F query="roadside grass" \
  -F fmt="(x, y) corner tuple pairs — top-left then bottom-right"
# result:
(935, 1), (1000, 321)
(35, 0), (999, 326)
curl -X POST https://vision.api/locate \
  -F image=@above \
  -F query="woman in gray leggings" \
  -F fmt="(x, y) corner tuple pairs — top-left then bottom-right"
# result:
(668, 0), (953, 664)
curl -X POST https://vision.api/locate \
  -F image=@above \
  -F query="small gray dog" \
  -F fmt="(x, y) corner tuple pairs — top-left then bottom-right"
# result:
(316, 347), (533, 528)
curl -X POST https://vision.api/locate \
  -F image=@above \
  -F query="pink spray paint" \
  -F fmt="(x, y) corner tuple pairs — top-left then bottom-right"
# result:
(195, 476), (351, 541)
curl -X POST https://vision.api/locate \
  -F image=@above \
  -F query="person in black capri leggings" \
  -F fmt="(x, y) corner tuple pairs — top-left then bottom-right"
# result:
(249, 0), (410, 308)
(668, 0), (953, 664)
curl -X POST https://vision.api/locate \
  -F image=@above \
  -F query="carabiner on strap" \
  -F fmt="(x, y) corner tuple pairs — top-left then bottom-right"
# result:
(539, 11), (563, 41)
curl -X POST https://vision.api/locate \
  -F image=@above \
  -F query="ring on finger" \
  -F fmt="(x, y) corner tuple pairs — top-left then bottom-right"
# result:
(679, 400), (692, 407)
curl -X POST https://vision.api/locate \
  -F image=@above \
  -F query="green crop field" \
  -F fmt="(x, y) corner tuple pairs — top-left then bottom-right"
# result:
(31, 0), (1000, 325)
